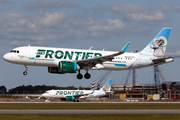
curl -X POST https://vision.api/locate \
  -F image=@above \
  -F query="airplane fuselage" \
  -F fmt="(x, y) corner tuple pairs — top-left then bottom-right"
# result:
(42, 78), (113, 101)
(3, 46), (156, 70)
(42, 90), (94, 98)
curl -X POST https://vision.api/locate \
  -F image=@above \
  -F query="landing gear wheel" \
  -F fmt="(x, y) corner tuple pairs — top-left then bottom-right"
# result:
(23, 65), (28, 76)
(84, 73), (91, 79)
(77, 73), (83, 79)
(23, 71), (28, 75)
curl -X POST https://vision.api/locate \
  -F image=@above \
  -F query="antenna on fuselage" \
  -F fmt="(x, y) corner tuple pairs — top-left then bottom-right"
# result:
(28, 44), (31, 47)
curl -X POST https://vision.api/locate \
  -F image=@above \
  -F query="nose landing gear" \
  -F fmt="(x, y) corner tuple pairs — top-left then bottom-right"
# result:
(23, 66), (28, 75)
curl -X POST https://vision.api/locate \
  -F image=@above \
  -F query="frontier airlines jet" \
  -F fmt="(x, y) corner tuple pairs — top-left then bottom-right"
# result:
(3, 28), (173, 79)
(42, 78), (113, 102)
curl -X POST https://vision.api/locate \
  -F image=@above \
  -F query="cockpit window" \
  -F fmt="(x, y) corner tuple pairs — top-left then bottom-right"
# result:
(10, 50), (19, 53)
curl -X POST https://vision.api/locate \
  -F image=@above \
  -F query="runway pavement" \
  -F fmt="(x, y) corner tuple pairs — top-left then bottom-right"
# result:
(0, 109), (180, 114)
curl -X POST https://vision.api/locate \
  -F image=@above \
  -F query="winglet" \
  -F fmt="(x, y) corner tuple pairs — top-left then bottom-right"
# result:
(89, 46), (93, 50)
(121, 42), (130, 52)
(92, 89), (96, 94)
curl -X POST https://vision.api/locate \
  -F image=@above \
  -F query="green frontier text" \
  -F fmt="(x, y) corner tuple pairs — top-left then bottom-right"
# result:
(36, 49), (102, 60)
(56, 90), (84, 96)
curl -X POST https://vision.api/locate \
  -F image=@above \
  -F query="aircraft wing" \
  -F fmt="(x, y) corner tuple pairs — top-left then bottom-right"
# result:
(76, 42), (130, 68)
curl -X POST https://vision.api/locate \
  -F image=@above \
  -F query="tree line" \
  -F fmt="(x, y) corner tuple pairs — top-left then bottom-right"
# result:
(1, 85), (90, 94)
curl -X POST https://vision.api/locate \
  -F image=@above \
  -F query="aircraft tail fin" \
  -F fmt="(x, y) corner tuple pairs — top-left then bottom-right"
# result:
(94, 79), (113, 97)
(100, 78), (113, 92)
(141, 28), (171, 57)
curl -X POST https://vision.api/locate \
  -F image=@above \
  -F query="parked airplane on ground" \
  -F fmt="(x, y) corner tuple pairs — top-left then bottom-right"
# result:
(3, 28), (173, 79)
(42, 78), (113, 102)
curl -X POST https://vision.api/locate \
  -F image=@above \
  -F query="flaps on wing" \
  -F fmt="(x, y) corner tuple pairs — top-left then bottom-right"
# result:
(76, 42), (130, 68)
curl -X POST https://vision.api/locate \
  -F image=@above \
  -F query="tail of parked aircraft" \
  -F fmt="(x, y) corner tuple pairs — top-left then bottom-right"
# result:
(141, 28), (171, 57)
(99, 78), (113, 93)
(94, 78), (113, 97)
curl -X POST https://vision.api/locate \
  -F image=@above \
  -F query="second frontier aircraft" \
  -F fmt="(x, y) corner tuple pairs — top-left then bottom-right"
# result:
(42, 79), (113, 102)
(3, 28), (173, 79)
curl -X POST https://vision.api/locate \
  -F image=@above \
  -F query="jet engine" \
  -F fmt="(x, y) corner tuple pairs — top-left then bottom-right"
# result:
(48, 67), (64, 74)
(58, 61), (80, 73)
(66, 96), (74, 101)
(48, 61), (80, 74)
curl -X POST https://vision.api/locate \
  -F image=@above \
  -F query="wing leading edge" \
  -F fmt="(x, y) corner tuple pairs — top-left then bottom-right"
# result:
(76, 42), (130, 69)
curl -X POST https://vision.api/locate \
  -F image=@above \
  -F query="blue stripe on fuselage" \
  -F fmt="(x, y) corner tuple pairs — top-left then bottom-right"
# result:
(103, 62), (126, 67)
(29, 57), (54, 61)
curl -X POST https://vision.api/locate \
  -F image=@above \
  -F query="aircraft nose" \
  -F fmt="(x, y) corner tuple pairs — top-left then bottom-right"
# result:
(42, 93), (46, 96)
(3, 53), (11, 62)
(42, 93), (48, 97)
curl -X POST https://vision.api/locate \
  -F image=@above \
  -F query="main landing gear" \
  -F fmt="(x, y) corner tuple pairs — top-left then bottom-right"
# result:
(84, 72), (91, 79)
(73, 99), (80, 102)
(23, 66), (28, 75)
(77, 72), (83, 79)
(77, 71), (91, 80)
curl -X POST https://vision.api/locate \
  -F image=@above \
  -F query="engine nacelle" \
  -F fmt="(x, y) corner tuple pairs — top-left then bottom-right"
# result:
(66, 96), (74, 101)
(48, 67), (65, 74)
(58, 61), (80, 73)
(48, 61), (80, 74)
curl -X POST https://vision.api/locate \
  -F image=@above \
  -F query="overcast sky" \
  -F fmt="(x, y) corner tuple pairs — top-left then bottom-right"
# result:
(1, 0), (180, 91)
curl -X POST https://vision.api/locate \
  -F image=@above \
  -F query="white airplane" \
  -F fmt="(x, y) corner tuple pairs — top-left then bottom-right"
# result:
(42, 78), (113, 102)
(3, 28), (173, 79)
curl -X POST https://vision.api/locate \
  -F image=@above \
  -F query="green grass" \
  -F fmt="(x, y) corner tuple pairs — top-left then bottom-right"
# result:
(0, 103), (180, 109)
(0, 114), (180, 120)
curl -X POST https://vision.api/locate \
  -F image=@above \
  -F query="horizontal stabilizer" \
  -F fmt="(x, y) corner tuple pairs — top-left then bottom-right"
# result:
(152, 57), (174, 64)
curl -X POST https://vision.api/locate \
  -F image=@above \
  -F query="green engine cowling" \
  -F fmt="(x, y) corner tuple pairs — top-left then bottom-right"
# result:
(48, 61), (80, 74)
(66, 96), (74, 101)
(58, 61), (80, 73)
